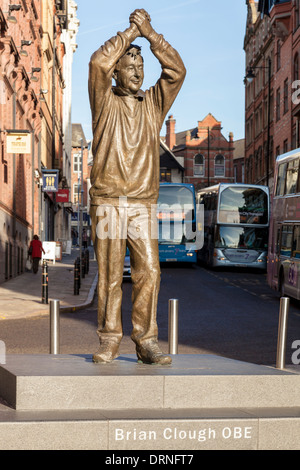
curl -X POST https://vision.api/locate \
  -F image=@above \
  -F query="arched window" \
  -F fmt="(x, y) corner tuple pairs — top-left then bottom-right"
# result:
(194, 154), (204, 176)
(215, 154), (225, 176)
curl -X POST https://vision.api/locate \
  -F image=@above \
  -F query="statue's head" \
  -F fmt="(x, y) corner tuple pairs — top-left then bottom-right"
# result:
(113, 44), (144, 95)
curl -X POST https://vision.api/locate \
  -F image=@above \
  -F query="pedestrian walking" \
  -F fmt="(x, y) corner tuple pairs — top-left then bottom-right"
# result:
(28, 235), (45, 274)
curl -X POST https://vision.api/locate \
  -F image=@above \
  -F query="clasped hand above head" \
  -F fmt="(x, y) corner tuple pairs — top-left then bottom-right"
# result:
(129, 9), (154, 39)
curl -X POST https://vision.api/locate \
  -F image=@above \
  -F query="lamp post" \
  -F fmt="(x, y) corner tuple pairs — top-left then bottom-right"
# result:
(245, 56), (271, 187)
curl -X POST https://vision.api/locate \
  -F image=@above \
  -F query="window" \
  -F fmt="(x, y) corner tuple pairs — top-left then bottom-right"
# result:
(215, 154), (225, 176)
(3, 163), (8, 184)
(277, 40), (281, 71)
(73, 183), (80, 204)
(295, 0), (300, 30)
(292, 225), (300, 258)
(294, 54), (299, 82)
(283, 139), (288, 154)
(194, 154), (204, 176)
(73, 152), (82, 173)
(160, 169), (171, 182)
(286, 158), (299, 194)
(275, 226), (281, 255)
(275, 162), (287, 196)
(284, 79), (289, 114)
(276, 88), (281, 121)
(280, 225), (293, 257)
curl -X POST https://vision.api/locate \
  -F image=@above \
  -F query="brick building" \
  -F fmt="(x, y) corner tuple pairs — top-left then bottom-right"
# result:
(0, 1), (78, 284)
(233, 138), (245, 183)
(165, 113), (235, 191)
(0, 1), (43, 282)
(244, 0), (300, 191)
(70, 123), (90, 245)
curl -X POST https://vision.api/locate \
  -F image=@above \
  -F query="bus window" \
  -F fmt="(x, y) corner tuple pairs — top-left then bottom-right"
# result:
(286, 159), (299, 194)
(280, 224), (293, 257)
(292, 225), (300, 259)
(219, 186), (268, 224)
(276, 163), (287, 196)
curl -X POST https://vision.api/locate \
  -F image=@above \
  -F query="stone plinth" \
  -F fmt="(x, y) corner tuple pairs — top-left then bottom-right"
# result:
(0, 354), (299, 450)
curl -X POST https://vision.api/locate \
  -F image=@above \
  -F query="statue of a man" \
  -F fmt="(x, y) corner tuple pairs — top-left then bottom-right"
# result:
(88, 9), (186, 364)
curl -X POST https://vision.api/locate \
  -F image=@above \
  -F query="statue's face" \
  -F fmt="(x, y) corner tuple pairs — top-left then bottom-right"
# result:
(114, 53), (144, 95)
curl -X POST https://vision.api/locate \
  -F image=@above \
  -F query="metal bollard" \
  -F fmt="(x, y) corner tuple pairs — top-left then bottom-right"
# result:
(168, 299), (179, 354)
(50, 299), (60, 354)
(276, 296), (290, 369)
(42, 261), (48, 304)
(74, 258), (80, 295)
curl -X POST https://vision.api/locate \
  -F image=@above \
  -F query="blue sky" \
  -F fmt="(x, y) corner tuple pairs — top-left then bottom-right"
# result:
(71, 0), (246, 143)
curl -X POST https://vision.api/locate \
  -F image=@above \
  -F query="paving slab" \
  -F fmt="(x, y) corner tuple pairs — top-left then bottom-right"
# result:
(0, 248), (98, 320)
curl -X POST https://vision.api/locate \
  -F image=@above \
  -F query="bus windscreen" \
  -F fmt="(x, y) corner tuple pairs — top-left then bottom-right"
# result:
(218, 186), (268, 225)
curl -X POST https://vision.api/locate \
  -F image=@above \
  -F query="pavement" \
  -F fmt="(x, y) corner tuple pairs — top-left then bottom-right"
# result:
(0, 247), (98, 320)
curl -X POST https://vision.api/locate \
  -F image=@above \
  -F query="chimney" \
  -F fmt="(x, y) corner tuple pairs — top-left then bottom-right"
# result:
(165, 115), (176, 150)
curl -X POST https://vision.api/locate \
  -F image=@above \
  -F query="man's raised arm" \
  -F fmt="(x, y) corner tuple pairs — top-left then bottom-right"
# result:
(130, 9), (186, 125)
(88, 23), (140, 126)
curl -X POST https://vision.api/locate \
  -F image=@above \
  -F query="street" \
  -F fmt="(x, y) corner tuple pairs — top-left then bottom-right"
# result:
(1, 264), (300, 367)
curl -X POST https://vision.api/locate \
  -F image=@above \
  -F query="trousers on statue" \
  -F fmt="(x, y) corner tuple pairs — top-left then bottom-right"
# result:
(90, 202), (161, 348)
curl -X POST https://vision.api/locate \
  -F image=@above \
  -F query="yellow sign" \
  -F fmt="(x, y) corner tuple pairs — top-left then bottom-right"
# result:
(6, 132), (31, 154)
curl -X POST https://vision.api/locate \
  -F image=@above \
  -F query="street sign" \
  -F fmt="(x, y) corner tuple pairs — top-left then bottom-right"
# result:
(6, 131), (31, 154)
(42, 241), (56, 263)
(56, 189), (70, 203)
(42, 170), (59, 192)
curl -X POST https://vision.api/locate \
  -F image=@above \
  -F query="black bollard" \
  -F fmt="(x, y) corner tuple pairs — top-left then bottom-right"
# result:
(74, 258), (80, 295)
(85, 249), (89, 274)
(77, 257), (81, 289)
(42, 260), (48, 304)
(81, 252), (86, 278)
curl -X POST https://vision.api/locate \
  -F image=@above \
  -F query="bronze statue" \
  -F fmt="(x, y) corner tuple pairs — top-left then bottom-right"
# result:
(88, 9), (186, 364)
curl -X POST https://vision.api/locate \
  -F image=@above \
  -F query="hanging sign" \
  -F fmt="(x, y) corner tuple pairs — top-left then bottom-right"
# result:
(6, 132), (31, 154)
(42, 170), (59, 192)
(56, 189), (70, 203)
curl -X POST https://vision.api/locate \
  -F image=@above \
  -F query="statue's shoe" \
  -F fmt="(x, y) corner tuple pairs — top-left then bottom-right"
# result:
(92, 341), (119, 363)
(136, 341), (172, 365)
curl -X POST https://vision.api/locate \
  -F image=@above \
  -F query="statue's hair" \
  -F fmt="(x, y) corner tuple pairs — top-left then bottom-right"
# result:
(116, 44), (143, 67)
(125, 44), (142, 57)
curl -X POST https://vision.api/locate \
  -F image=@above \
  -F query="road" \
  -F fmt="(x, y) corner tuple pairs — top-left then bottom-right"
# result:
(1, 264), (300, 366)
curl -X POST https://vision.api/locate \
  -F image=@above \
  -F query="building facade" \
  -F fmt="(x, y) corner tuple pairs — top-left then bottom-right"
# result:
(165, 113), (235, 191)
(244, 0), (300, 192)
(0, 1), (78, 284)
(70, 123), (90, 245)
(233, 138), (245, 183)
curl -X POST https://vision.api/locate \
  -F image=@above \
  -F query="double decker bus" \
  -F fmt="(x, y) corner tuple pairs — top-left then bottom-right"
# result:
(267, 148), (300, 299)
(196, 183), (269, 269)
(157, 183), (198, 263)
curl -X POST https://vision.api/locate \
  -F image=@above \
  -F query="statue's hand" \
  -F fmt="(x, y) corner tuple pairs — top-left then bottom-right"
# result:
(129, 9), (154, 39)
(128, 21), (140, 40)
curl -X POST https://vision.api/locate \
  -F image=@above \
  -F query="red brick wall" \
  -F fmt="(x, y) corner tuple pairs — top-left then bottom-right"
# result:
(244, 0), (300, 189)
(0, 2), (42, 282)
(166, 114), (234, 190)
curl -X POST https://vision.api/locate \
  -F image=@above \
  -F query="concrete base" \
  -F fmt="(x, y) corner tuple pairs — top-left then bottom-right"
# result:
(0, 354), (299, 450)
